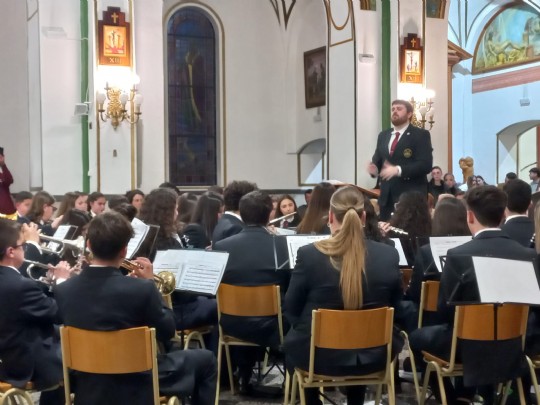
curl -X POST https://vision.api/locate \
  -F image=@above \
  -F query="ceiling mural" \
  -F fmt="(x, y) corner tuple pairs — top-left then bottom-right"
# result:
(473, 3), (540, 73)
(268, 0), (297, 29)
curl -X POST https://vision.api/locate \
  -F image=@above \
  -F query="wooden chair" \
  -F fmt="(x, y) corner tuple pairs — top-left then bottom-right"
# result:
(60, 326), (180, 405)
(526, 355), (540, 405)
(398, 281), (441, 403)
(420, 304), (529, 405)
(0, 381), (34, 405)
(289, 307), (395, 405)
(418, 280), (440, 328)
(215, 283), (284, 404)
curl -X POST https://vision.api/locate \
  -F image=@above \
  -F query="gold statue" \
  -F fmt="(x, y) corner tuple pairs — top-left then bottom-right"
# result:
(459, 156), (474, 184)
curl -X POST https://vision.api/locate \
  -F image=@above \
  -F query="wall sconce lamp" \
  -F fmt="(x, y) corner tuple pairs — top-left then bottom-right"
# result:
(96, 84), (143, 130)
(410, 90), (435, 130)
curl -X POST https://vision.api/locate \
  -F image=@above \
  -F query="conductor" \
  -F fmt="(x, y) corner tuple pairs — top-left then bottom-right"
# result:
(368, 100), (433, 220)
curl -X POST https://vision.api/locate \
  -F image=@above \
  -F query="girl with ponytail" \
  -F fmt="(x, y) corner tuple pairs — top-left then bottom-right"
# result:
(284, 186), (403, 405)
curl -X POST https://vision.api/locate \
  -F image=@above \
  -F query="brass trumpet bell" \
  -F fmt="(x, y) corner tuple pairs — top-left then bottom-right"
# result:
(155, 271), (176, 296)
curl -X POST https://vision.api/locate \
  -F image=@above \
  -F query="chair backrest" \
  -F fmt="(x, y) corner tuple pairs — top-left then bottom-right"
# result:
(456, 304), (528, 341)
(60, 326), (160, 404)
(443, 304), (529, 372)
(308, 307), (394, 380)
(217, 283), (281, 317)
(418, 281), (440, 328)
(217, 283), (284, 344)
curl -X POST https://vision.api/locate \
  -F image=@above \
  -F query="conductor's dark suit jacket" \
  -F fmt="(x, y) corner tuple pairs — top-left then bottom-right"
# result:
(0, 265), (62, 390)
(211, 213), (244, 246)
(55, 266), (213, 405)
(500, 216), (535, 248)
(372, 124), (433, 208)
(213, 226), (290, 347)
(283, 241), (403, 376)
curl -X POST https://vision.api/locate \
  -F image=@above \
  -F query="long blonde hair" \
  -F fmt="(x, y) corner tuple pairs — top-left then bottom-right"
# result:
(314, 186), (366, 309)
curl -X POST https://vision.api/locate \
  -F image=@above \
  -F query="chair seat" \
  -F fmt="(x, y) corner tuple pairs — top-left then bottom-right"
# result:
(221, 335), (259, 346)
(0, 381), (34, 392)
(295, 367), (386, 383)
(422, 351), (451, 368)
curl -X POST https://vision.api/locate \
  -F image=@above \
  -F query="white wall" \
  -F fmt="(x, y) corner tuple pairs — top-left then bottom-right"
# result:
(0, 0), (30, 193)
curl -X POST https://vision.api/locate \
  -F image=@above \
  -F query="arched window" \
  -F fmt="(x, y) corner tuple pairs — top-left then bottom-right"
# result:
(167, 7), (217, 186)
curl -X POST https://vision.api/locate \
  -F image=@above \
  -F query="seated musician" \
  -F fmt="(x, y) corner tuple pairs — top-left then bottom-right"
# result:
(212, 180), (257, 245)
(139, 188), (217, 332)
(27, 191), (63, 236)
(0, 219), (65, 405)
(181, 191), (224, 249)
(55, 212), (217, 405)
(213, 190), (289, 393)
(409, 186), (537, 403)
(295, 182), (335, 235)
(284, 186), (403, 405)
(407, 198), (470, 306)
(274, 194), (301, 228)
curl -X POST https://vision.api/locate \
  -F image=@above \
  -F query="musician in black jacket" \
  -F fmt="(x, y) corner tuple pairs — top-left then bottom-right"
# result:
(55, 212), (217, 405)
(409, 186), (537, 402)
(212, 180), (257, 245)
(214, 190), (289, 393)
(501, 179), (534, 247)
(0, 219), (64, 405)
(284, 186), (403, 405)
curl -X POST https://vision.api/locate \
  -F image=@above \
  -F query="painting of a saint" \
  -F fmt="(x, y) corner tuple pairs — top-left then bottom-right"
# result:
(304, 47), (326, 108)
(474, 4), (540, 73)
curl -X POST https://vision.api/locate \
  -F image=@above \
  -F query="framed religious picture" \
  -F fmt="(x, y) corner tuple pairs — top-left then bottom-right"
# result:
(304, 46), (326, 109)
(400, 33), (423, 84)
(98, 7), (131, 67)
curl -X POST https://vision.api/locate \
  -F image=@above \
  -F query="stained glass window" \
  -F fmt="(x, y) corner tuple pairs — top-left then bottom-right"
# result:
(167, 8), (217, 186)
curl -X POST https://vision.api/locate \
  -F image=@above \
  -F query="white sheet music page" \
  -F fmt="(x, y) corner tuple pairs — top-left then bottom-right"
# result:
(178, 251), (229, 295)
(126, 218), (150, 259)
(286, 235), (330, 268)
(473, 256), (540, 305)
(48, 225), (73, 252)
(430, 236), (471, 272)
(275, 227), (296, 236)
(153, 250), (229, 295)
(390, 238), (408, 266)
(153, 250), (184, 285)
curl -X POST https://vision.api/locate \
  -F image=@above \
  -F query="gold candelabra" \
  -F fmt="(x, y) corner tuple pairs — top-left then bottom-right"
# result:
(410, 96), (435, 130)
(97, 84), (143, 130)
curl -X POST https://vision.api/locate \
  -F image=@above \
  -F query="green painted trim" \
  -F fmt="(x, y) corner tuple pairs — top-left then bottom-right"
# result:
(80, 0), (90, 192)
(381, 0), (391, 129)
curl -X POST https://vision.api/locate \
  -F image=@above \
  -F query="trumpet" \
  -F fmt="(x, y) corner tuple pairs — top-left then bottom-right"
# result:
(121, 259), (176, 296)
(23, 259), (54, 285)
(39, 235), (86, 257)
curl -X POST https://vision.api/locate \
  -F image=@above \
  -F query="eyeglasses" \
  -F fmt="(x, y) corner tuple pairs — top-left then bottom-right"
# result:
(11, 244), (25, 250)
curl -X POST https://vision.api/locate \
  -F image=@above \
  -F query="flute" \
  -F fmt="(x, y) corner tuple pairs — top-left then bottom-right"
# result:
(268, 212), (297, 225)
(378, 223), (409, 236)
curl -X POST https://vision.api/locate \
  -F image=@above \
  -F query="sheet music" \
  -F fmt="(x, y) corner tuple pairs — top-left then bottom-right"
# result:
(153, 249), (229, 295)
(48, 225), (73, 252)
(127, 218), (150, 259)
(430, 236), (471, 272)
(390, 238), (408, 266)
(275, 227), (296, 236)
(473, 256), (540, 305)
(286, 235), (330, 267)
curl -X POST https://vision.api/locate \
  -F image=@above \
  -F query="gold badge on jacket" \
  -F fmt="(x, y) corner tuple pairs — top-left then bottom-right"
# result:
(403, 148), (413, 158)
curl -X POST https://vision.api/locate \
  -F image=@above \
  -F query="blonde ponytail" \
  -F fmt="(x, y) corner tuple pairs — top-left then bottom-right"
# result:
(315, 186), (367, 309)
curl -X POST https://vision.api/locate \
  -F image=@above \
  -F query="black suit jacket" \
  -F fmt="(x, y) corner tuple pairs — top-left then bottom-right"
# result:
(283, 241), (402, 375)
(436, 230), (537, 385)
(0, 265), (61, 390)
(439, 230), (537, 322)
(213, 226), (290, 347)
(55, 266), (192, 405)
(371, 124), (433, 207)
(181, 223), (210, 249)
(500, 216), (535, 248)
(211, 213), (244, 246)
